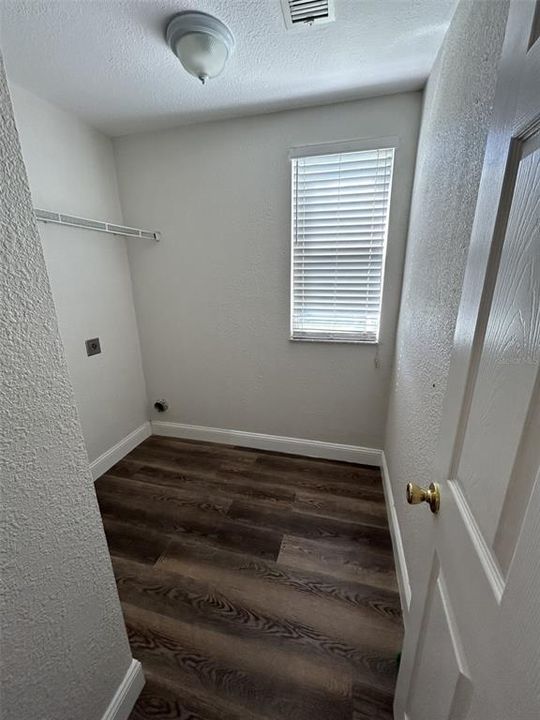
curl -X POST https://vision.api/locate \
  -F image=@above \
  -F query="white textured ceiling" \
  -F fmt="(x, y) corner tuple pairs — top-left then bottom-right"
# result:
(0, 0), (456, 136)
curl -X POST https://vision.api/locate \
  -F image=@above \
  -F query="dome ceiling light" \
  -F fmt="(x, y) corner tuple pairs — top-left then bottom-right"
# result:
(166, 11), (235, 85)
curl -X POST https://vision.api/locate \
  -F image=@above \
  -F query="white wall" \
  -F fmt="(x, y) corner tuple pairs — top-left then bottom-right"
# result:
(114, 93), (422, 449)
(8, 83), (148, 465)
(0, 54), (135, 720)
(384, 0), (509, 600)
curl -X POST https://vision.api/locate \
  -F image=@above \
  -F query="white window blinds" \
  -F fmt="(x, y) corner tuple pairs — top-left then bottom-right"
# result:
(290, 147), (394, 343)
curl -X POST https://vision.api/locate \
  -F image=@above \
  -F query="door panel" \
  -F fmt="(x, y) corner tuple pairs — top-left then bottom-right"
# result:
(405, 556), (472, 720)
(457, 135), (540, 545)
(467, 470), (540, 720)
(494, 373), (540, 572)
(458, 135), (540, 544)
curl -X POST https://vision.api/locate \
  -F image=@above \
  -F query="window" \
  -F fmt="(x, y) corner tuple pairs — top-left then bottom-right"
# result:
(290, 145), (395, 343)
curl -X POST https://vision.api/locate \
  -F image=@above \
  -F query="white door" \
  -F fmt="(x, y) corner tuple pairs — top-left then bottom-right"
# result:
(394, 2), (540, 718)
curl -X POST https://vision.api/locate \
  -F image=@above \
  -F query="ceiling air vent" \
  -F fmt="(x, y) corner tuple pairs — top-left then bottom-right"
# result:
(281, 0), (335, 29)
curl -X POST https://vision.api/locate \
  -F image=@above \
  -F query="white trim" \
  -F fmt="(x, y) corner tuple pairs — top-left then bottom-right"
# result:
(90, 422), (151, 481)
(151, 421), (381, 466)
(381, 451), (412, 618)
(100, 659), (145, 720)
(448, 479), (504, 602)
(289, 135), (399, 159)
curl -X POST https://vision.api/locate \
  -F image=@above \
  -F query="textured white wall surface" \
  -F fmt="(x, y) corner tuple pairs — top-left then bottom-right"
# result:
(9, 83), (148, 463)
(114, 92), (422, 448)
(384, 0), (509, 595)
(0, 0), (454, 135)
(0, 56), (132, 720)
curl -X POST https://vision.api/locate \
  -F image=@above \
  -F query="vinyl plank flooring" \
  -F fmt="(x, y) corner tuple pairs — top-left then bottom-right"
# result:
(157, 538), (401, 623)
(98, 489), (282, 561)
(254, 452), (382, 484)
(352, 683), (395, 720)
(92, 436), (402, 720)
(129, 446), (384, 501)
(227, 501), (393, 553)
(125, 603), (353, 720)
(293, 489), (388, 525)
(278, 535), (399, 593)
(129, 442), (257, 477)
(217, 463), (386, 500)
(129, 447), (232, 476)
(130, 672), (269, 720)
(145, 435), (260, 465)
(131, 464), (297, 508)
(101, 517), (170, 565)
(96, 473), (233, 517)
(107, 458), (145, 478)
(113, 556), (398, 691)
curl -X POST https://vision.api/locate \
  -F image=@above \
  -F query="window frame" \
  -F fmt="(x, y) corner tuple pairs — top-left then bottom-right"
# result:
(288, 137), (398, 345)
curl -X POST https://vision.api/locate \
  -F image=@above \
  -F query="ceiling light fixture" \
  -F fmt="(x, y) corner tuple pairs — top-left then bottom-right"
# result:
(166, 11), (235, 85)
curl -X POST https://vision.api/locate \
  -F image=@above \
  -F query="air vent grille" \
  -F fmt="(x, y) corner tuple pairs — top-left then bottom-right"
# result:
(281, 0), (335, 28)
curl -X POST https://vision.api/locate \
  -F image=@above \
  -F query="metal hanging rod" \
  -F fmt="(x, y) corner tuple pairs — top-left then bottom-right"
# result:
(34, 208), (160, 242)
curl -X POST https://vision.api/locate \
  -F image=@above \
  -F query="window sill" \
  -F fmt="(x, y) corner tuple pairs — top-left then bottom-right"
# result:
(289, 336), (379, 345)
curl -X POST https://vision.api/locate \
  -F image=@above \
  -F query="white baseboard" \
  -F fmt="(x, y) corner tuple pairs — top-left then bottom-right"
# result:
(381, 451), (411, 619)
(101, 659), (145, 720)
(151, 420), (382, 466)
(90, 422), (151, 480)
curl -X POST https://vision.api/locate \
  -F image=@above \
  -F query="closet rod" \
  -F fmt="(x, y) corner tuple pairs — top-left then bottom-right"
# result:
(34, 208), (160, 242)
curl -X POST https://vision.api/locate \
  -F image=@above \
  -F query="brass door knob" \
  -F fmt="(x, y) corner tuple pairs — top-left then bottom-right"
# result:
(406, 482), (440, 514)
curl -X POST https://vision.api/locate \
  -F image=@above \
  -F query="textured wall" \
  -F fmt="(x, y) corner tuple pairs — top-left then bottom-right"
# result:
(8, 83), (148, 464)
(114, 93), (422, 448)
(0, 55), (132, 720)
(384, 0), (509, 598)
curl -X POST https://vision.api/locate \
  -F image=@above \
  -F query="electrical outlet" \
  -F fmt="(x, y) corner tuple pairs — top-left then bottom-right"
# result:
(85, 337), (101, 356)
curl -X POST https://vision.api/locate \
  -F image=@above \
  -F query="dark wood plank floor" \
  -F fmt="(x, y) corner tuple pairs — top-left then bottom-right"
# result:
(95, 435), (402, 720)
